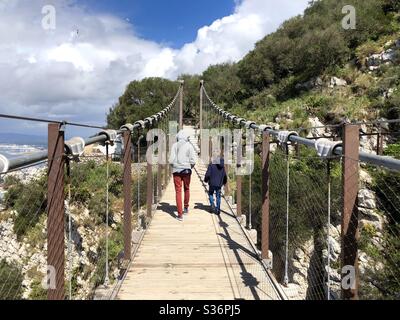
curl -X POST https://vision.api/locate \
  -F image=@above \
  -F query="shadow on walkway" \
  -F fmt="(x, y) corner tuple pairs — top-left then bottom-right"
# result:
(157, 202), (177, 219)
(194, 202), (212, 214)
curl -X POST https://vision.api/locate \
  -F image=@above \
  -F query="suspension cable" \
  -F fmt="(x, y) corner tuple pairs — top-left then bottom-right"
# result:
(248, 168), (252, 230)
(284, 143), (290, 287)
(201, 84), (400, 172)
(326, 159), (331, 300)
(137, 133), (143, 223)
(104, 143), (110, 287)
(66, 158), (73, 300)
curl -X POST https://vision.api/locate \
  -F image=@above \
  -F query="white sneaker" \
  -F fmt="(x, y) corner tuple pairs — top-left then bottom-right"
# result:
(177, 216), (183, 222)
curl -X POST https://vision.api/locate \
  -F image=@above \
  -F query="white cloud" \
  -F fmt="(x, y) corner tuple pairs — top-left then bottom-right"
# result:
(0, 0), (309, 132)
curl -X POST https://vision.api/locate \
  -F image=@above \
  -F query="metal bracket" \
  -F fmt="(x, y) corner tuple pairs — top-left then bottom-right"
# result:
(65, 137), (85, 159)
(121, 123), (134, 132)
(134, 120), (145, 130)
(277, 131), (298, 144)
(258, 124), (272, 133)
(144, 117), (153, 127)
(98, 129), (118, 145)
(315, 138), (342, 158)
(235, 118), (245, 126)
(0, 154), (9, 173)
(245, 121), (256, 129)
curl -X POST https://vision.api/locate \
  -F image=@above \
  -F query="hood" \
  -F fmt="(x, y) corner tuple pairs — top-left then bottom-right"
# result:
(216, 158), (225, 169)
(176, 130), (189, 142)
(211, 156), (224, 169)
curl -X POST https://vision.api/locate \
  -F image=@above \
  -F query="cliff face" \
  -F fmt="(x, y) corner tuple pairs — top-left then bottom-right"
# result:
(0, 194), (124, 299)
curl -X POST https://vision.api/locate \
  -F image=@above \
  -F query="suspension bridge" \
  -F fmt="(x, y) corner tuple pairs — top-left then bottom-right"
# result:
(0, 81), (399, 300)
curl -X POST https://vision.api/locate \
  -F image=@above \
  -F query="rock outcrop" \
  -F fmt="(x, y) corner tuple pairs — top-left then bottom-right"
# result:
(330, 77), (347, 88)
(366, 40), (399, 71)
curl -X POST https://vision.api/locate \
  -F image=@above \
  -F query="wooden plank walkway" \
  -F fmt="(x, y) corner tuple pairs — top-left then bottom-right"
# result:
(116, 128), (281, 300)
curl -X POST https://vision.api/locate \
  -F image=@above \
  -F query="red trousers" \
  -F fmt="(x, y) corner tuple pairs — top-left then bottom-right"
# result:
(173, 173), (191, 217)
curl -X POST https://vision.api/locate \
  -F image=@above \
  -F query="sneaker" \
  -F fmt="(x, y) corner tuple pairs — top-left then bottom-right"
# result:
(215, 209), (221, 215)
(183, 208), (189, 215)
(209, 204), (215, 213)
(177, 216), (183, 222)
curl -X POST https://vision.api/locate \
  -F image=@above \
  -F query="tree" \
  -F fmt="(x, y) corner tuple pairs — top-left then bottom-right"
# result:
(107, 78), (179, 129)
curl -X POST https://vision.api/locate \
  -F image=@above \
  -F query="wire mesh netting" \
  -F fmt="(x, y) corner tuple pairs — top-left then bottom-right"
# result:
(0, 163), (48, 300)
(357, 162), (400, 300)
(0, 131), (155, 300)
(267, 145), (342, 300)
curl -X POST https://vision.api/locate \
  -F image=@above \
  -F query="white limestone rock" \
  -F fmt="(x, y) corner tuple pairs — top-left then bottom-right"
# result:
(358, 188), (377, 209)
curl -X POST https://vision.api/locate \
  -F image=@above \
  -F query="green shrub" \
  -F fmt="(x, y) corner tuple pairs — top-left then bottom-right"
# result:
(384, 143), (400, 159)
(29, 280), (47, 300)
(9, 175), (47, 239)
(0, 260), (23, 300)
(3, 176), (24, 209)
(91, 227), (124, 288)
(356, 41), (382, 65)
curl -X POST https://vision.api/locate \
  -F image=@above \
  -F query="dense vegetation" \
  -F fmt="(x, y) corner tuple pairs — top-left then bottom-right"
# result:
(2, 174), (47, 240)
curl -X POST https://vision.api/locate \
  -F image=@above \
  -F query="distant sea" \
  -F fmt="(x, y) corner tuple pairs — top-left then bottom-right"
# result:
(0, 144), (46, 158)
(0, 133), (46, 158)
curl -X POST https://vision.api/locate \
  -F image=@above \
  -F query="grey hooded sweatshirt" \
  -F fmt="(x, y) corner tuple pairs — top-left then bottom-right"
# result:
(169, 130), (197, 174)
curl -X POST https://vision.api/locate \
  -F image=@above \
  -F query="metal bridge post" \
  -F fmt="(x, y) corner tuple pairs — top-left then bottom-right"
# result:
(157, 155), (162, 201)
(341, 123), (360, 300)
(165, 163), (169, 186)
(47, 123), (65, 300)
(377, 125), (384, 155)
(261, 132), (270, 261)
(123, 130), (132, 261)
(236, 137), (242, 217)
(147, 137), (154, 221)
(199, 80), (204, 154)
(164, 124), (171, 188)
(179, 80), (184, 130)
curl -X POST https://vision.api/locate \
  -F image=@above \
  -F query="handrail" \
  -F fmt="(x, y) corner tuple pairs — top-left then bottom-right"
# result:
(0, 85), (182, 174)
(202, 86), (400, 172)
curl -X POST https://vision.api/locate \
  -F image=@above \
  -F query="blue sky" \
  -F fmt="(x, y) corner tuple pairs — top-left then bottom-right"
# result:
(79, 0), (235, 48)
(0, 0), (310, 137)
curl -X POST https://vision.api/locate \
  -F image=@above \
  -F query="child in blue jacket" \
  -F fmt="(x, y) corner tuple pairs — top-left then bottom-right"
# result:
(204, 157), (227, 215)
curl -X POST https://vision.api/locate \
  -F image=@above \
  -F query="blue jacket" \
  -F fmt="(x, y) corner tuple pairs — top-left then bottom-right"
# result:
(204, 159), (227, 188)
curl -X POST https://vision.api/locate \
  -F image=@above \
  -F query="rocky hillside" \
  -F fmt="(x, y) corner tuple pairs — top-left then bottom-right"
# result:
(0, 150), (147, 300)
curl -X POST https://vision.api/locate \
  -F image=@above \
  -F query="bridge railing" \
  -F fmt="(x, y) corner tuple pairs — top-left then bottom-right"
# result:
(0, 83), (183, 300)
(200, 82), (400, 300)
